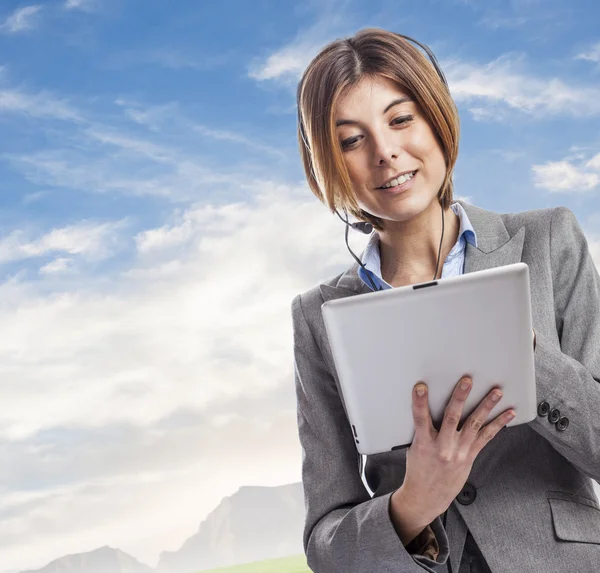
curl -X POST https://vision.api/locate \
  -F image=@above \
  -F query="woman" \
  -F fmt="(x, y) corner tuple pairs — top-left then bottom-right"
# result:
(291, 28), (600, 573)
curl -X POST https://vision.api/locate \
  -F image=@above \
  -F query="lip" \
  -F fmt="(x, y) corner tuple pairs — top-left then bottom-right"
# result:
(376, 169), (418, 190)
(376, 171), (417, 195)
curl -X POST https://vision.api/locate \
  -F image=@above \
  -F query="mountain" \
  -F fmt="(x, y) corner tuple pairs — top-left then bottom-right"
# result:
(19, 545), (153, 573)
(157, 482), (305, 573)
(15, 482), (306, 573)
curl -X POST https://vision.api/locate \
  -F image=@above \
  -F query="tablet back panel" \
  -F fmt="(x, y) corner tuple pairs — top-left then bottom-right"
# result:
(321, 262), (536, 455)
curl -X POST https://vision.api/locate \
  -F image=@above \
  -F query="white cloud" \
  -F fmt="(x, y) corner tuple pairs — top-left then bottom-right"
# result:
(3, 92), (290, 201)
(0, 87), (81, 121)
(84, 128), (175, 163)
(247, 0), (351, 87)
(113, 98), (286, 158)
(114, 99), (179, 130)
(39, 257), (74, 275)
(64, 0), (96, 10)
(0, 180), (358, 569)
(0, 5), (42, 33)
(192, 124), (286, 159)
(458, 0), (565, 34)
(250, 34), (600, 121)
(444, 54), (600, 119)
(22, 191), (50, 204)
(249, 41), (320, 85)
(5, 147), (236, 200)
(576, 41), (600, 64)
(0, 67), (79, 123)
(0, 181), (355, 441)
(586, 153), (600, 170)
(0, 219), (128, 265)
(531, 155), (600, 193)
(455, 195), (473, 204)
(135, 220), (195, 253)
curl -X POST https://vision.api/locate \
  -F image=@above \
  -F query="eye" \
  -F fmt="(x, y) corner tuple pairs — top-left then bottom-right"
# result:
(391, 114), (413, 126)
(339, 115), (413, 151)
(340, 135), (362, 150)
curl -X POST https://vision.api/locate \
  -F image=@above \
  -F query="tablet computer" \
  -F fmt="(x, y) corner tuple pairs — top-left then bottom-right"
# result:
(321, 262), (537, 455)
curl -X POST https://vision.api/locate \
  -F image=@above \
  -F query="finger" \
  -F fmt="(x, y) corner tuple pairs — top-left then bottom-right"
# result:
(471, 408), (516, 456)
(437, 376), (472, 445)
(459, 387), (503, 446)
(411, 382), (436, 443)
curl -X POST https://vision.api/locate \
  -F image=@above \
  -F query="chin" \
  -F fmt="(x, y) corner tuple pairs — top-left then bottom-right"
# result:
(366, 193), (437, 224)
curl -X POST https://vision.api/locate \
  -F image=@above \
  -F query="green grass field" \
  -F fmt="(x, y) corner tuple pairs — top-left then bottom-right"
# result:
(197, 554), (311, 573)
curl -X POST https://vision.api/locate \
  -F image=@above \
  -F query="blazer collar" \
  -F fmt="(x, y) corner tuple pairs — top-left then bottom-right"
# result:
(320, 201), (525, 302)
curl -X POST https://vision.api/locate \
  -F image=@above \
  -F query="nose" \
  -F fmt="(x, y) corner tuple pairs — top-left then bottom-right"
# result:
(372, 130), (398, 166)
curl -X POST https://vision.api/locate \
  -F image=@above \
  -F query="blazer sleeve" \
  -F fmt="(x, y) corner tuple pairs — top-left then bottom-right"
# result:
(291, 293), (450, 573)
(529, 207), (600, 481)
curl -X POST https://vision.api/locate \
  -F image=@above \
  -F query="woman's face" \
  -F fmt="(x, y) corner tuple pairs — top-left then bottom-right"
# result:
(334, 75), (447, 227)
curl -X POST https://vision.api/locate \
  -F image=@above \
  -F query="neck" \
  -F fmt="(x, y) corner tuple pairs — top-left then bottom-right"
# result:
(378, 201), (460, 287)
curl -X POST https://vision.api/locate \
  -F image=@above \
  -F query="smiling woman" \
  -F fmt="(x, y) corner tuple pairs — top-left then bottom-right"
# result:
(291, 27), (600, 573)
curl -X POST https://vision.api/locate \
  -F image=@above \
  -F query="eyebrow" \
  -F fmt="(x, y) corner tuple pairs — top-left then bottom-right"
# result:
(335, 96), (412, 127)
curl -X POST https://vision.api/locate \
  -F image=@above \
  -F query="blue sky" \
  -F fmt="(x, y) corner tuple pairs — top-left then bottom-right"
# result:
(0, 0), (599, 570)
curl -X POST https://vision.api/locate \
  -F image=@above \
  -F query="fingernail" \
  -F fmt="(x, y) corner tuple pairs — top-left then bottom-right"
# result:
(507, 411), (516, 419)
(415, 385), (426, 397)
(491, 392), (501, 402)
(460, 379), (471, 390)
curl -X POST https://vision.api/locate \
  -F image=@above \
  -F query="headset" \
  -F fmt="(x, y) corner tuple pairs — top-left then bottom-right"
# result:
(297, 33), (450, 292)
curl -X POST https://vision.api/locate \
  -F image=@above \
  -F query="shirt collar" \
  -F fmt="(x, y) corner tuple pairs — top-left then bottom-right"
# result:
(452, 201), (477, 249)
(358, 201), (478, 289)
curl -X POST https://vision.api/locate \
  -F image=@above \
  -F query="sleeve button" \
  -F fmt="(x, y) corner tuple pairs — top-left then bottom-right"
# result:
(537, 401), (550, 417)
(556, 416), (569, 431)
(548, 408), (561, 424)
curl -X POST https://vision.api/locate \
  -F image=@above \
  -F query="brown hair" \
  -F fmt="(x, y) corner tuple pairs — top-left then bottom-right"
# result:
(296, 28), (460, 232)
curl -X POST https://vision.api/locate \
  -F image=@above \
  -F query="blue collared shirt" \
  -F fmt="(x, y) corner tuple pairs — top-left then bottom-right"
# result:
(358, 202), (478, 291)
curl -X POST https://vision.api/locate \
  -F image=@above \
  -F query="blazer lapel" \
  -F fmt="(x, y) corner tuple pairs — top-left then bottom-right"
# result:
(319, 263), (371, 303)
(460, 201), (526, 273)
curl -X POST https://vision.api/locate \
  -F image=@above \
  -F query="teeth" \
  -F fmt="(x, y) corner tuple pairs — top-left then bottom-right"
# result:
(381, 171), (415, 188)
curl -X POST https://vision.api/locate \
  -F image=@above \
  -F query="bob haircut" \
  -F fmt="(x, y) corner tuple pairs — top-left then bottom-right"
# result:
(296, 28), (460, 232)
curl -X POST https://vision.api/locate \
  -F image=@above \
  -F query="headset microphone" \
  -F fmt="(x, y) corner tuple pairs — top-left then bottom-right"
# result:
(350, 221), (373, 234)
(334, 208), (380, 291)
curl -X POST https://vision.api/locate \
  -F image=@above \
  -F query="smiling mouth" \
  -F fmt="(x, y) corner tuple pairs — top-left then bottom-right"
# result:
(376, 170), (417, 189)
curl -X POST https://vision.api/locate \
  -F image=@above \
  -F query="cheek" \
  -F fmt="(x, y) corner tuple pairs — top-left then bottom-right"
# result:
(409, 132), (446, 173)
(344, 156), (369, 186)
(406, 129), (433, 156)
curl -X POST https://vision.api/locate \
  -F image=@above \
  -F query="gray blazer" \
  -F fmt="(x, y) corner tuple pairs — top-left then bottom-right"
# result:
(291, 201), (600, 573)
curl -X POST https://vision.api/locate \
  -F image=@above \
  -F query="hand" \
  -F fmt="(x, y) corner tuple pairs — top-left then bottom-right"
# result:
(390, 376), (515, 540)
